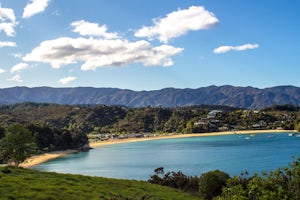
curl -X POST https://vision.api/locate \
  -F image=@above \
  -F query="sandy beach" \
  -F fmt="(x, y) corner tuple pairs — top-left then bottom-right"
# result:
(89, 129), (295, 148)
(21, 129), (296, 168)
(20, 149), (80, 168)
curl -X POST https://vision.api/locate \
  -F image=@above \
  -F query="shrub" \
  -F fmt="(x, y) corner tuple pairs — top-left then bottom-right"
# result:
(148, 167), (199, 193)
(198, 170), (230, 200)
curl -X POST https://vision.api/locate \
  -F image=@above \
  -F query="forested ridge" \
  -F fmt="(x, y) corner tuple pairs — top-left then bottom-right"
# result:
(0, 103), (299, 140)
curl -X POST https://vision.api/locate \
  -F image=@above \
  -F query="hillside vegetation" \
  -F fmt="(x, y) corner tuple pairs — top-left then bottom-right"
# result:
(0, 103), (299, 138)
(0, 167), (199, 200)
(148, 158), (300, 200)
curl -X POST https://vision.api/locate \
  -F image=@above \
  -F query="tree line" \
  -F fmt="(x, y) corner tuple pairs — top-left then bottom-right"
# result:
(0, 123), (88, 165)
(0, 103), (299, 137)
(148, 157), (300, 199)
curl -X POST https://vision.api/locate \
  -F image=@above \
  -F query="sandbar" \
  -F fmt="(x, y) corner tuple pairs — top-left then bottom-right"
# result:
(21, 129), (296, 168)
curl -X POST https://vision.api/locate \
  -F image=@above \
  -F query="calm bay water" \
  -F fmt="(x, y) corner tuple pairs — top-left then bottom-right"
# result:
(32, 132), (300, 180)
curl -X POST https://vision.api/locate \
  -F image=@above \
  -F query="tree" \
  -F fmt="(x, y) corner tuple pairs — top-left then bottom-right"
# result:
(0, 123), (37, 167)
(148, 167), (199, 193)
(217, 158), (300, 199)
(199, 170), (230, 200)
(295, 123), (300, 132)
(0, 126), (5, 139)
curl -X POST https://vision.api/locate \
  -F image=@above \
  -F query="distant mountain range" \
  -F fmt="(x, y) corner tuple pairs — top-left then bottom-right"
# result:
(0, 85), (299, 109)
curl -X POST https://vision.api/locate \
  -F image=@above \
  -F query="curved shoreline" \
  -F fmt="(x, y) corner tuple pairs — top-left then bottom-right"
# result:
(21, 129), (296, 168)
(89, 129), (295, 148)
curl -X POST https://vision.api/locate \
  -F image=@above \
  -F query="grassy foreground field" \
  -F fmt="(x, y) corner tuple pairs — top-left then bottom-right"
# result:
(0, 167), (200, 200)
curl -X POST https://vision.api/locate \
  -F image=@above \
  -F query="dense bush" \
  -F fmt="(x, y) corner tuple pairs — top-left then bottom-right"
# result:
(0, 123), (89, 165)
(0, 124), (37, 166)
(148, 167), (199, 193)
(217, 158), (300, 200)
(27, 124), (88, 151)
(0, 126), (4, 139)
(149, 160), (300, 200)
(198, 170), (230, 200)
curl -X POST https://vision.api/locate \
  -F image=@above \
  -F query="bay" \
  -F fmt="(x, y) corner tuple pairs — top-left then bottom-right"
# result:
(32, 132), (300, 180)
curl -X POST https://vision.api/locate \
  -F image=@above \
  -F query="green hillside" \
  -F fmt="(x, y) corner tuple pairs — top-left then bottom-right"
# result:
(1, 103), (299, 137)
(0, 167), (200, 200)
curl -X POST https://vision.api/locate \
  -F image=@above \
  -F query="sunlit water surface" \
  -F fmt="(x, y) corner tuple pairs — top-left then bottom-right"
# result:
(32, 132), (300, 180)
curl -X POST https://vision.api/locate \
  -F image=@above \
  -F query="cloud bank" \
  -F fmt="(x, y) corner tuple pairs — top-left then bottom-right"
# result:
(0, 68), (5, 74)
(135, 6), (218, 43)
(213, 44), (259, 54)
(23, 37), (183, 70)
(23, 0), (50, 19)
(23, 20), (183, 70)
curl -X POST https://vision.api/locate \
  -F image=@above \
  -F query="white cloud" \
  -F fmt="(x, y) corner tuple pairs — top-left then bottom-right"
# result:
(213, 44), (259, 54)
(7, 74), (23, 82)
(0, 6), (16, 22)
(0, 68), (5, 74)
(0, 41), (16, 47)
(0, 22), (16, 36)
(71, 20), (120, 39)
(23, 37), (183, 70)
(135, 6), (218, 43)
(10, 63), (29, 73)
(59, 76), (76, 85)
(0, 6), (17, 36)
(23, 0), (50, 19)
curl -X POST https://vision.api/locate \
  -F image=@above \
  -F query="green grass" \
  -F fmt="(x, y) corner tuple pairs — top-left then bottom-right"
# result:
(0, 167), (200, 200)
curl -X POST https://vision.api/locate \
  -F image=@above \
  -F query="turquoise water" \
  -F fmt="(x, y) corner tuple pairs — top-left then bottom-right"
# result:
(32, 132), (300, 180)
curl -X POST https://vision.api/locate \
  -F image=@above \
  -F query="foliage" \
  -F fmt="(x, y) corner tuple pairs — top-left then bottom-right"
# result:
(0, 123), (37, 167)
(0, 167), (199, 200)
(295, 113), (300, 132)
(27, 124), (88, 152)
(217, 158), (300, 200)
(149, 158), (300, 199)
(109, 107), (171, 133)
(0, 126), (4, 139)
(0, 102), (299, 142)
(296, 123), (300, 132)
(198, 170), (230, 200)
(0, 123), (88, 165)
(262, 104), (300, 112)
(148, 167), (199, 194)
(103, 193), (151, 200)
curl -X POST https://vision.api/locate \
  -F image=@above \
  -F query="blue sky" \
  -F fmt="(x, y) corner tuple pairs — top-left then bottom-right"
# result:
(0, 0), (299, 90)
